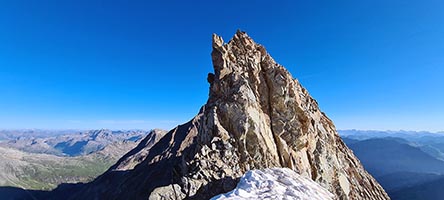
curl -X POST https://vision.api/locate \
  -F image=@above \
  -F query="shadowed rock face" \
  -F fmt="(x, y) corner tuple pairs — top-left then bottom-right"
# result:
(66, 31), (389, 200)
(110, 129), (168, 171)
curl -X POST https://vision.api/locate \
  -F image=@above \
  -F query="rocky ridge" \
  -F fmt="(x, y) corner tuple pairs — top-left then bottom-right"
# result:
(110, 129), (168, 171)
(65, 31), (389, 200)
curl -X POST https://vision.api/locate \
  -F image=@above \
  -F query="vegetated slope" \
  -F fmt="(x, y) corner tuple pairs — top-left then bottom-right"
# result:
(0, 138), (146, 190)
(0, 146), (111, 190)
(211, 168), (334, 200)
(59, 31), (388, 200)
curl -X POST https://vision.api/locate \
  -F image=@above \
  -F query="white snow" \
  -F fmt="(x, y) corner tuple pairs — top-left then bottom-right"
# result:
(211, 168), (334, 200)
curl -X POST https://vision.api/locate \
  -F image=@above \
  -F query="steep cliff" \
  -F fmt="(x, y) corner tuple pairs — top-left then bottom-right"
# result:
(68, 31), (389, 200)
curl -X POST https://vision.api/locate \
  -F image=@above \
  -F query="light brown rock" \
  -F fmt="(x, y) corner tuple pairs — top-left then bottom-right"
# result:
(67, 31), (389, 200)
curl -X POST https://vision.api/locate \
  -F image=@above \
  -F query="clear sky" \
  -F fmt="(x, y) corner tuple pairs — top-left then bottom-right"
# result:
(0, 0), (443, 131)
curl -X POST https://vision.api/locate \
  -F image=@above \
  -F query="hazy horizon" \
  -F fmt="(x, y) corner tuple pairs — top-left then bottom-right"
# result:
(1, 1), (443, 131)
(1, 127), (443, 134)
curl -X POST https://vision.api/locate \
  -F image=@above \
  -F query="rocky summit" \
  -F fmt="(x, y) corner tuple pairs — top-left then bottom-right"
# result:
(62, 31), (389, 200)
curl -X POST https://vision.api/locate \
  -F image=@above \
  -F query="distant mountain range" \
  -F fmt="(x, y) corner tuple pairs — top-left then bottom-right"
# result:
(3, 127), (441, 198)
(340, 130), (444, 200)
(0, 129), (155, 190)
(0, 129), (81, 141)
(0, 129), (148, 156)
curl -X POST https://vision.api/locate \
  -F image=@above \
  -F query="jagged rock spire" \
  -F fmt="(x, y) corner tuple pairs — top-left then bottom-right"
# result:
(65, 31), (390, 200)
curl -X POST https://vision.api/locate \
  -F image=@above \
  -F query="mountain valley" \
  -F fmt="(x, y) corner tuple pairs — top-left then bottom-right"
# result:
(0, 129), (153, 190)
(340, 130), (444, 199)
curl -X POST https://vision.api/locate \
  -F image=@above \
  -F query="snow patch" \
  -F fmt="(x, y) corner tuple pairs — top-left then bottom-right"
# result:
(211, 168), (334, 200)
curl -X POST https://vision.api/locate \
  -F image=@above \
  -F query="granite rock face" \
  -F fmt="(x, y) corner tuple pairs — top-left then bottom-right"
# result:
(68, 31), (389, 200)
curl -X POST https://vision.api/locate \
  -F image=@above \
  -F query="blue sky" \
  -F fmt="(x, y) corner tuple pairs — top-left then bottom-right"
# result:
(0, 0), (443, 131)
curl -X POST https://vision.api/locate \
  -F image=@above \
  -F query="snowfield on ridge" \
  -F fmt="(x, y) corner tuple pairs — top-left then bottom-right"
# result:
(212, 168), (334, 200)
